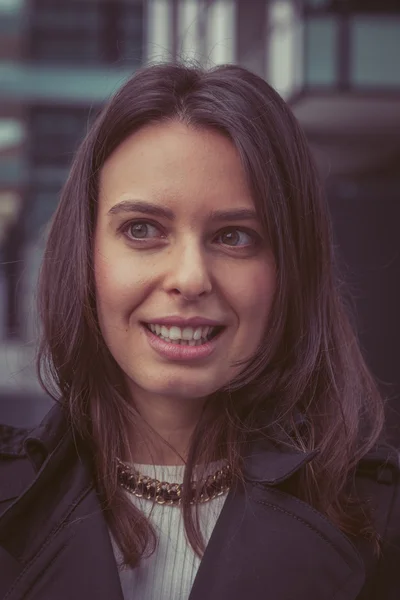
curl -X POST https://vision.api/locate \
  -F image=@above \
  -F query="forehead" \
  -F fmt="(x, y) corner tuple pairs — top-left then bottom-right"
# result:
(98, 120), (254, 215)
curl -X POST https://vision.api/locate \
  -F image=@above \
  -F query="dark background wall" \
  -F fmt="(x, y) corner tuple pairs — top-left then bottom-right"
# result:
(329, 178), (400, 440)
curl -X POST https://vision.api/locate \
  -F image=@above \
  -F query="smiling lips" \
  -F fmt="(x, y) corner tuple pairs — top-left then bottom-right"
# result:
(147, 323), (217, 345)
(143, 317), (225, 346)
(142, 317), (225, 359)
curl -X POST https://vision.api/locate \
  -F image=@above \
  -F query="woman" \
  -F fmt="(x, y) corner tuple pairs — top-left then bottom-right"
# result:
(0, 63), (398, 600)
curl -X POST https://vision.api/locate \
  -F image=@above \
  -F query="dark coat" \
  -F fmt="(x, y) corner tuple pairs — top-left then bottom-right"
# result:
(0, 404), (399, 600)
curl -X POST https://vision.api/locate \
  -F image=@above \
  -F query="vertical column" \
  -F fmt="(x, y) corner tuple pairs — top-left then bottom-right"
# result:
(267, 0), (301, 98)
(177, 0), (202, 62)
(146, 0), (237, 67)
(146, 0), (173, 62)
(206, 0), (236, 65)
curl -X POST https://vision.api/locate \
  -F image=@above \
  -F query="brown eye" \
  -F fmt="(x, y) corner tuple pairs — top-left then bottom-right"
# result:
(218, 228), (254, 247)
(221, 230), (241, 246)
(129, 223), (149, 238)
(124, 221), (162, 240)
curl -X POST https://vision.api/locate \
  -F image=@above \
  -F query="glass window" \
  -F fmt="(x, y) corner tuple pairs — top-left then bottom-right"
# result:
(0, 157), (25, 187)
(30, 107), (89, 167)
(27, 106), (92, 238)
(0, 118), (24, 147)
(34, 6), (101, 29)
(33, 37), (101, 64)
(116, 2), (144, 63)
(304, 0), (332, 8)
(305, 1), (400, 13)
(351, 16), (400, 86)
(305, 16), (338, 86)
(0, 0), (23, 34)
(29, 1), (102, 64)
(28, 0), (144, 65)
(28, 189), (61, 237)
(344, 1), (400, 12)
(0, 119), (25, 187)
(0, 0), (23, 10)
(32, 166), (69, 188)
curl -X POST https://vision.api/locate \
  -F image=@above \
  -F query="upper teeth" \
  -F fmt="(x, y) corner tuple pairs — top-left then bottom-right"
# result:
(148, 324), (213, 341)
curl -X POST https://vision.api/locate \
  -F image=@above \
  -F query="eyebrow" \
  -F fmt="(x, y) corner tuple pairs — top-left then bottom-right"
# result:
(107, 200), (174, 220)
(107, 200), (258, 222)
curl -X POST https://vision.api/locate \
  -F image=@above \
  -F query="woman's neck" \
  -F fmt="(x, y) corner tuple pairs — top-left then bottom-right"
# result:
(127, 387), (207, 465)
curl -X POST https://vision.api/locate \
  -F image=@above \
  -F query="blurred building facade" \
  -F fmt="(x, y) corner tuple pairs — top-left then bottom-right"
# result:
(0, 0), (399, 425)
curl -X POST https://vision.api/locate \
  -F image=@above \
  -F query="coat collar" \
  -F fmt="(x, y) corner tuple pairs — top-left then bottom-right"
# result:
(243, 437), (318, 485)
(0, 402), (70, 466)
(0, 403), (71, 503)
(0, 404), (367, 600)
(23, 402), (71, 464)
(0, 403), (124, 600)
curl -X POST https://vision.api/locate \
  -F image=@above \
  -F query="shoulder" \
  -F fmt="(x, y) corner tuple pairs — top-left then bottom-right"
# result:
(0, 422), (35, 505)
(0, 422), (30, 457)
(355, 444), (400, 524)
(357, 445), (399, 484)
(355, 445), (400, 599)
(0, 402), (67, 502)
(0, 402), (68, 462)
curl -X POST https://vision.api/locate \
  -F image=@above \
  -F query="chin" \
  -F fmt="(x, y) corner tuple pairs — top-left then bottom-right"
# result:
(131, 372), (223, 401)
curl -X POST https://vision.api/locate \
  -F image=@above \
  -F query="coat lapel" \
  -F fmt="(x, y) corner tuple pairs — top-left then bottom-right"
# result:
(0, 406), (123, 600)
(189, 440), (366, 600)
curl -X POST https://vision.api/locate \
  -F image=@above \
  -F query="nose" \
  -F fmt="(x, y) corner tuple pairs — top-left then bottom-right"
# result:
(163, 240), (212, 301)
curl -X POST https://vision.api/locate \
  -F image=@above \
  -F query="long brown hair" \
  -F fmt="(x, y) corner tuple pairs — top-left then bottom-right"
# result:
(37, 62), (385, 566)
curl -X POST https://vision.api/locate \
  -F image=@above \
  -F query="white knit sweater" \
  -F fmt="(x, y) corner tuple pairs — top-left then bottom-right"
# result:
(111, 463), (228, 600)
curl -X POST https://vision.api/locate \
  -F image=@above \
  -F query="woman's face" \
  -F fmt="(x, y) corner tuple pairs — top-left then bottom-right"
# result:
(94, 121), (276, 403)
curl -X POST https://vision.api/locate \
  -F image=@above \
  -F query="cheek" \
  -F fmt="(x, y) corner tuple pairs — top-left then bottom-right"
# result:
(94, 249), (146, 321)
(224, 261), (275, 334)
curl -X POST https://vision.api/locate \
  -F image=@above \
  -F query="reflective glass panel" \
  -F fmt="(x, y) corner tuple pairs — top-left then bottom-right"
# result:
(351, 16), (400, 86)
(305, 16), (338, 86)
